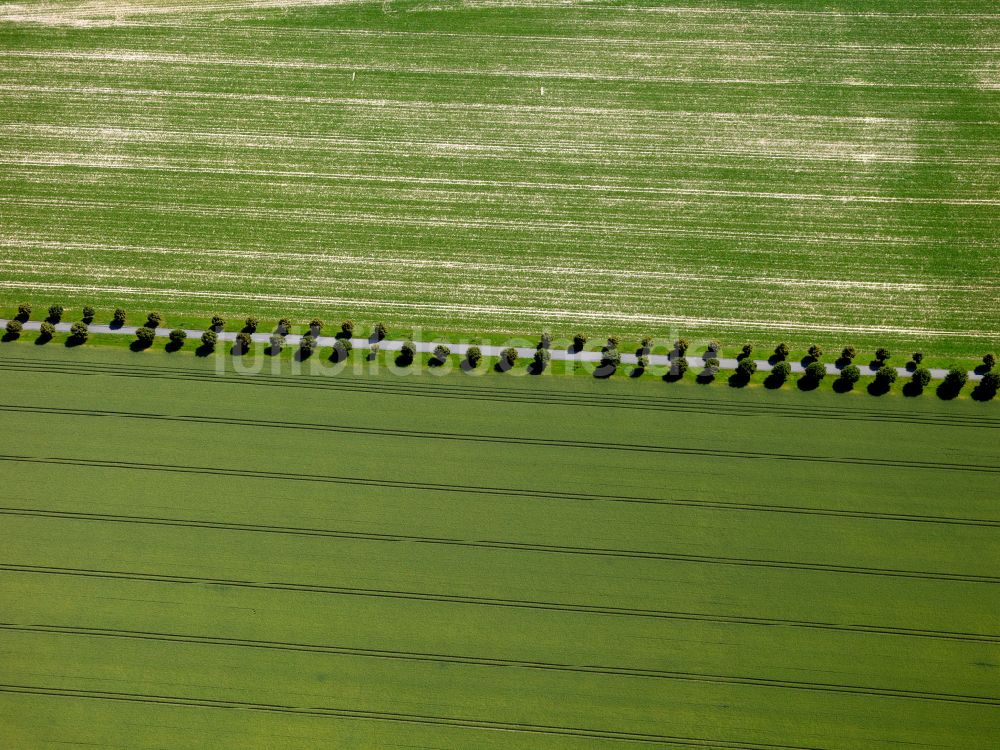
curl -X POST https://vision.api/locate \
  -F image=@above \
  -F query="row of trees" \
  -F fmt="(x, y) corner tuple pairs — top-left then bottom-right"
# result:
(7, 304), (997, 399)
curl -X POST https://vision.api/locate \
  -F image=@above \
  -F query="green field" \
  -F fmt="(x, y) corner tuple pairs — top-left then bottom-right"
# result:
(1, 344), (998, 748)
(1, 0), (998, 358)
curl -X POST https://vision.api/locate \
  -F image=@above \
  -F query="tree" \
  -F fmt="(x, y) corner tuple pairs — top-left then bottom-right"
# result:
(39, 321), (56, 339)
(135, 326), (155, 345)
(277, 317), (291, 334)
(539, 331), (552, 349)
(82, 305), (95, 321)
(672, 357), (689, 378)
(804, 361), (826, 382)
(269, 333), (285, 352)
(48, 304), (64, 322)
(912, 351), (924, 364)
(533, 348), (551, 371)
(876, 365), (897, 384)
(573, 332), (588, 350)
(466, 346), (482, 368)
(983, 353), (997, 371)
(372, 322), (386, 341)
(606, 335), (621, 350)
(368, 343), (380, 360)
(309, 318), (324, 335)
(674, 338), (689, 355)
(640, 336), (654, 351)
(944, 368), (967, 389)
(736, 358), (757, 378)
(912, 367), (931, 388)
(340, 320), (354, 337)
(771, 361), (792, 383)
(636, 355), (649, 370)
(69, 322), (88, 343)
(501, 347), (518, 368)
(16, 302), (31, 320)
(400, 341), (416, 363)
(773, 343), (789, 360)
(707, 339), (721, 354)
(244, 316), (259, 332)
(146, 311), (164, 328)
(433, 344), (451, 363)
(5, 319), (22, 336)
(201, 330), (218, 349)
(234, 332), (252, 353)
(169, 329), (187, 344)
(841, 346), (857, 361)
(601, 348), (621, 369)
(739, 343), (753, 360)
(299, 334), (317, 355)
(807, 345), (823, 360)
(875, 347), (891, 363)
(210, 315), (226, 331)
(704, 357), (720, 373)
(112, 308), (126, 325)
(839, 365), (861, 384)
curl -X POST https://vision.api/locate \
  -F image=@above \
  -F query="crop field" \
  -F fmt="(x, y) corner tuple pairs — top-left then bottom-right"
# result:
(0, 344), (998, 748)
(0, 0), (998, 358)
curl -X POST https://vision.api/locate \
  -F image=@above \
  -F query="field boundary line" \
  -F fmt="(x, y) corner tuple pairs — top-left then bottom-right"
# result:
(2, 405), (996, 473)
(2, 563), (997, 644)
(0, 683), (828, 749)
(3, 624), (996, 706)
(0, 455), (995, 527)
(2, 507), (994, 584)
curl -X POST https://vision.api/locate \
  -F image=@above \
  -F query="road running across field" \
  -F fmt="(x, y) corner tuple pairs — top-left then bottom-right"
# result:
(2, 319), (982, 381)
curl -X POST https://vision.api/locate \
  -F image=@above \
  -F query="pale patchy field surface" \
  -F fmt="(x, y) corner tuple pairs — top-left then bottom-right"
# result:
(0, 345), (999, 748)
(0, 0), (998, 356)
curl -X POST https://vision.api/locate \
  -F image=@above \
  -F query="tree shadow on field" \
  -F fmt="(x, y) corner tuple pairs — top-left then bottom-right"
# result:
(867, 380), (892, 397)
(165, 340), (184, 353)
(527, 361), (546, 376)
(130, 339), (152, 352)
(395, 353), (414, 368)
(695, 371), (716, 385)
(1, 331), (20, 343)
(460, 358), (479, 373)
(728, 373), (750, 388)
(630, 365), (645, 379)
(265, 344), (281, 357)
(832, 378), (855, 394)
(902, 381), (923, 398)
(34, 332), (52, 346)
(796, 376), (821, 392)
(65, 334), (87, 348)
(593, 364), (616, 379)
(763, 373), (787, 390)
(936, 381), (962, 401)
(294, 347), (314, 362)
(971, 381), (997, 402)
(195, 343), (215, 358)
